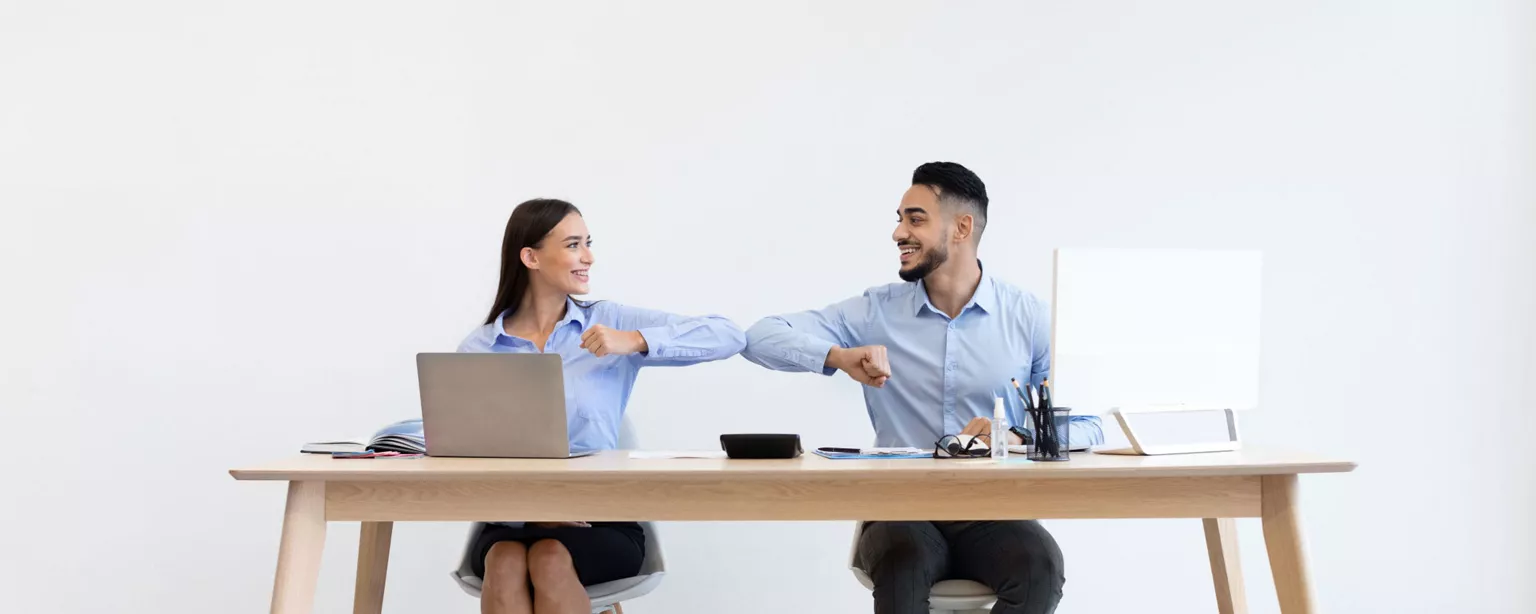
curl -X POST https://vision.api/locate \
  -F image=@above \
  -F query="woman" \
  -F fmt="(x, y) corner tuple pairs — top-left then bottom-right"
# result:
(456, 198), (745, 614)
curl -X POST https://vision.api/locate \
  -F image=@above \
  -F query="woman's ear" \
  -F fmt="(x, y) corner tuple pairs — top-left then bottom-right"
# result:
(520, 246), (539, 270)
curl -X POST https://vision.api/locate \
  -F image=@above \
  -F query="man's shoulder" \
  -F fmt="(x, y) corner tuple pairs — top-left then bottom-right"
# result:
(859, 281), (921, 304)
(986, 277), (1048, 312)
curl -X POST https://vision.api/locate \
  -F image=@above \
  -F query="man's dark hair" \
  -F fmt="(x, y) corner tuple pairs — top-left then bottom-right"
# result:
(911, 161), (988, 243)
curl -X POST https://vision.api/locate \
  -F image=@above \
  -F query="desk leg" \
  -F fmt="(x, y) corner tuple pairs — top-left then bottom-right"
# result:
(1261, 475), (1316, 614)
(1203, 518), (1248, 614)
(271, 481), (327, 614)
(353, 522), (393, 614)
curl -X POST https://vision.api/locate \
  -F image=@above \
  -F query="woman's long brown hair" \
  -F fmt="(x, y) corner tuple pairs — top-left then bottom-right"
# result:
(482, 198), (583, 325)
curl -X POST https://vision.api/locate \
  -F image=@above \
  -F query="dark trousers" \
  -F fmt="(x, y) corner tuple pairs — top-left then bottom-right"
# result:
(857, 521), (1065, 614)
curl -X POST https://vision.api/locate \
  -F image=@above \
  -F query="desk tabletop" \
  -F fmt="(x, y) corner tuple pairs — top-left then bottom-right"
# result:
(230, 447), (1355, 482)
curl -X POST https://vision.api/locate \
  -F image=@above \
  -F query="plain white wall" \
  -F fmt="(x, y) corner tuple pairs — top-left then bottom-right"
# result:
(3, 1), (1533, 612)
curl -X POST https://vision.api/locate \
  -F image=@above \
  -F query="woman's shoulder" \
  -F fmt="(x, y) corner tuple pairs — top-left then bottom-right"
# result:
(581, 299), (678, 331)
(455, 321), (499, 352)
(578, 299), (632, 322)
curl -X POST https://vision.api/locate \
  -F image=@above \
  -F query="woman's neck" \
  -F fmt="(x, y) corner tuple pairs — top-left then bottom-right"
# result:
(503, 286), (569, 339)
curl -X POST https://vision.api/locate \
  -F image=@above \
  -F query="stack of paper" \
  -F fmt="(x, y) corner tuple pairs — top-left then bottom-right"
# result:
(813, 447), (931, 459)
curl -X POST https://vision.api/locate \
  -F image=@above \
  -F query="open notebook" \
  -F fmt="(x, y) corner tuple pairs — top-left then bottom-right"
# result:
(301, 418), (425, 455)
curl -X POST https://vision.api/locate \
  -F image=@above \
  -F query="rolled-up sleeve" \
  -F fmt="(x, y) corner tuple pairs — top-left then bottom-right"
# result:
(741, 294), (867, 375)
(608, 304), (746, 366)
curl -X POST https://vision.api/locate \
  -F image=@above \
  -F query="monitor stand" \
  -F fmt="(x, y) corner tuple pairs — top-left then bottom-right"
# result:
(1093, 406), (1241, 456)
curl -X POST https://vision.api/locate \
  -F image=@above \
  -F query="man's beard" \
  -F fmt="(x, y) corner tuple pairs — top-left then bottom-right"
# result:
(899, 243), (949, 282)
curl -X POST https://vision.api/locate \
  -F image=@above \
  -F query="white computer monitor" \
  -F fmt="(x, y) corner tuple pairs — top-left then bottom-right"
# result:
(1050, 248), (1263, 417)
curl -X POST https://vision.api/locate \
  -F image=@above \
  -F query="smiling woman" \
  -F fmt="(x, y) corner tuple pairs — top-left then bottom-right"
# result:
(455, 197), (747, 614)
(483, 199), (595, 326)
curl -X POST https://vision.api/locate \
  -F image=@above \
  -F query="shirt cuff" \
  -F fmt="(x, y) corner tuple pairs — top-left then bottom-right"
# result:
(636, 326), (671, 358)
(790, 339), (837, 376)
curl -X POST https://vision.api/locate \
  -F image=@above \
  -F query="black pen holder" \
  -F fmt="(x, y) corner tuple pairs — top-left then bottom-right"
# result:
(1027, 407), (1071, 462)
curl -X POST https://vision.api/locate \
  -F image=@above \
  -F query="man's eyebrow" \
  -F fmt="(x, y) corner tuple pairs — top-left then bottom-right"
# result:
(898, 207), (929, 216)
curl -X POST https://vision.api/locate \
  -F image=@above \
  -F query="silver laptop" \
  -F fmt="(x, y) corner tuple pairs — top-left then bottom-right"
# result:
(416, 353), (594, 458)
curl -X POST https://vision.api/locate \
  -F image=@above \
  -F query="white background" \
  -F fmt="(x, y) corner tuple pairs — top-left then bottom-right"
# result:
(3, 1), (1533, 612)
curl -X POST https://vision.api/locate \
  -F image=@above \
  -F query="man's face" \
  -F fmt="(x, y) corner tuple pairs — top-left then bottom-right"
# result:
(893, 185), (950, 282)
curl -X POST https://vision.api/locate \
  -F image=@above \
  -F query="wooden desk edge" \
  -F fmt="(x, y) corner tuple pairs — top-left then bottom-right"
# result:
(229, 461), (1357, 482)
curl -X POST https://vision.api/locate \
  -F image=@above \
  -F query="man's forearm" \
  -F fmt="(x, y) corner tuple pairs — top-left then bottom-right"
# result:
(824, 345), (847, 372)
(742, 316), (840, 374)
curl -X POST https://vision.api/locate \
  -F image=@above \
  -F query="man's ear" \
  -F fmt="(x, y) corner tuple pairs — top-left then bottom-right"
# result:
(520, 246), (539, 270)
(953, 213), (974, 244)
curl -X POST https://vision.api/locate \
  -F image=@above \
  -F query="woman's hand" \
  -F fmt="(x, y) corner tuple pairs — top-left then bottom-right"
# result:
(527, 521), (591, 528)
(580, 325), (648, 357)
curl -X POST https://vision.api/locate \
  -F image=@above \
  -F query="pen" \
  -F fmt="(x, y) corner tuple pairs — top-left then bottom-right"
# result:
(1012, 378), (1043, 456)
(1039, 380), (1058, 457)
(1010, 378), (1034, 411)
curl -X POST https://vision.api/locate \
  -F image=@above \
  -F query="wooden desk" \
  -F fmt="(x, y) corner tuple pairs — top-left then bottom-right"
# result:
(231, 448), (1354, 614)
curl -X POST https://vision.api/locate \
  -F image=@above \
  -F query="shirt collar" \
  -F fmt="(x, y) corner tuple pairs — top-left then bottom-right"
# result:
(491, 298), (589, 344)
(912, 262), (998, 317)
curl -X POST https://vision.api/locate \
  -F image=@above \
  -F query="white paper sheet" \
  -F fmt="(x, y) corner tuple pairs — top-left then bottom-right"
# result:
(627, 450), (728, 459)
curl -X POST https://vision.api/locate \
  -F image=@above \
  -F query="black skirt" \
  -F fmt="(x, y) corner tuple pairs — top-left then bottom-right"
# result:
(471, 522), (645, 587)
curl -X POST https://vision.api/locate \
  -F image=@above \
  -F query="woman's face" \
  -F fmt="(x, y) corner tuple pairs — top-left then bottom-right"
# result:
(525, 212), (593, 296)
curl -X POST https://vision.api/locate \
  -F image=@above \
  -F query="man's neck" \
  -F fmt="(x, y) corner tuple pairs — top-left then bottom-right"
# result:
(922, 256), (983, 319)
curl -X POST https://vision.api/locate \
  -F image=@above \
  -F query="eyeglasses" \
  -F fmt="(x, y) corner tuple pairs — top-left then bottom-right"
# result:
(933, 434), (990, 458)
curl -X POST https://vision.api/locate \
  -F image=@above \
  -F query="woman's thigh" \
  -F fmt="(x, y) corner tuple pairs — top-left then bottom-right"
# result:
(472, 522), (645, 587)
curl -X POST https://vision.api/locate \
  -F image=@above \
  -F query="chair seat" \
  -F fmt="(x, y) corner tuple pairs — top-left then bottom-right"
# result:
(451, 518), (666, 613)
(931, 579), (994, 598)
(586, 572), (667, 607)
(849, 522), (998, 612)
(851, 569), (995, 605)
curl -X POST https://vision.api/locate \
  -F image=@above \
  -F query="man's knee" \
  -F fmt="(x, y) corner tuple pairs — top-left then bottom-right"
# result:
(860, 522), (943, 575)
(526, 539), (576, 585)
(863, 522), (922, 558)
(996, 522), (1066, 591)
(483, 541), (529, 583)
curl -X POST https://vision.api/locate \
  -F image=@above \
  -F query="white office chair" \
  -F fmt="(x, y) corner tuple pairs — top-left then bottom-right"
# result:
(848, 522), (997, 614)
(449, 418), (665, 614)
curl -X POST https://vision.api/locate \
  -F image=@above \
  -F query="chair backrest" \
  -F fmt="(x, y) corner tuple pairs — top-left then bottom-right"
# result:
(848, 521), (869, 574)
(618, 414), (639, 450)
(620, 416), (665, 572)
(637, 521), (666, 574)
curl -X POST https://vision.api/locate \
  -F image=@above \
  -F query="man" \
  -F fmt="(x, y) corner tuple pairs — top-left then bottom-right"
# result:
(742, 162), (1099, 614)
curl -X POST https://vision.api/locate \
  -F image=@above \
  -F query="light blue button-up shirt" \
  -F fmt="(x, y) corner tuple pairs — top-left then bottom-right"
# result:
(457, 299), (745, 452)
(742, 274), (1103, 449)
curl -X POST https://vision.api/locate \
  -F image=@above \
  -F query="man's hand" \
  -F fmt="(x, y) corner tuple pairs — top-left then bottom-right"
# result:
(827, 345), (891, 387)
(961, 416), (1024, 446)
(580, 325), (648, 357)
